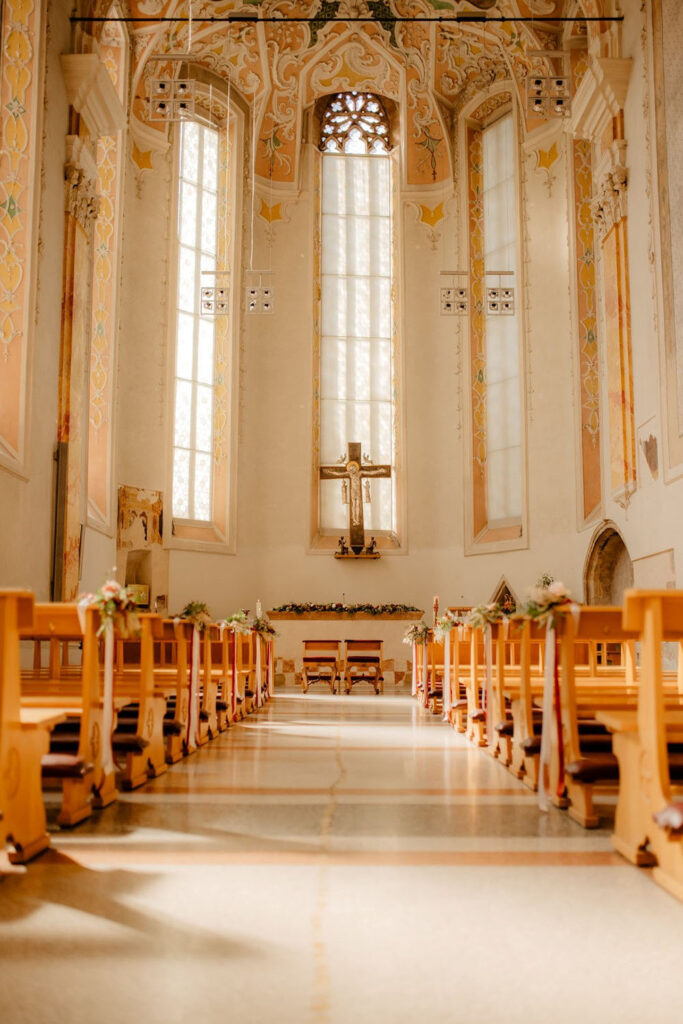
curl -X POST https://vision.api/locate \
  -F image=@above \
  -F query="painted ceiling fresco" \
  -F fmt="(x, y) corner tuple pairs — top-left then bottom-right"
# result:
(116, 0), (607, 188)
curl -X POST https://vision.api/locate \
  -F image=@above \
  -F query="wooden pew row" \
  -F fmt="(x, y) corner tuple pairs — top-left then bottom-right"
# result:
(2, 593), (270, 865)
(423, 608), (683, 839)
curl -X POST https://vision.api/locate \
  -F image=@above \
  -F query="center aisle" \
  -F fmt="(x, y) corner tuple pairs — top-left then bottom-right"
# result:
(2, 692), (682, 1024)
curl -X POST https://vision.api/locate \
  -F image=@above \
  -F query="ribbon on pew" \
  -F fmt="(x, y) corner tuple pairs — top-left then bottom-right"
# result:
(412, 643), (418, 697)
(186, 625), (200, 751)
(231, 632), (238, 717)
(267, 641), (274, 697)
(422, 644), (430, 708)
(255, 634), (262, 708)
(442, 631), (452, 721)
(539, 622), (556, 812)
(77, 598), (115, 784)
(484, 625), (493, 725)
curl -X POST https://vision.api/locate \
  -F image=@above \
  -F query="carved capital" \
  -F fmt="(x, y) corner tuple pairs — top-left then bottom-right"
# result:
(591, 165), (627, 243)
(65, 164), (100, 231)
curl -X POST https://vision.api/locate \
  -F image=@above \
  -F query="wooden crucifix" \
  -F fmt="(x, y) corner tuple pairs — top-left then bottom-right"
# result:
(320, 442), (391, 555)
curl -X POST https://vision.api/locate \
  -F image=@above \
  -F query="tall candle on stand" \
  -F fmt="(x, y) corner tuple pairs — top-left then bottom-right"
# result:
(256, 600), (262, 619)
(433, 595), (439, 626)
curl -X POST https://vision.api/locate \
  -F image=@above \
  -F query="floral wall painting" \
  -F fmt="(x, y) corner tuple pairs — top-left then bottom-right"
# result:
(0, 0), (44, 473)
(125, 0), (586, 192)
(572, 138), (601, 522)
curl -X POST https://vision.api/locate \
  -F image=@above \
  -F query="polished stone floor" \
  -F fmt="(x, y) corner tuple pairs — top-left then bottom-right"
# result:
(1, 689), (681, 1024)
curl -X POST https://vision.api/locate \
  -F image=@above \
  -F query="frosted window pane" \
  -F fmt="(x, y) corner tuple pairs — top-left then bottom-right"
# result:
(176, 313), (194, 379)
(482, 112), (522, 522)
(194, 453), (211, 520)
(203, 130), (218, 192)
(181, 123), (199, 183)
(173, 122), (223, 525)
(195, 385), (213, 452)
(488, 447), (522, 521)
(371, 342), (392, 401)
(173, 448), (190, 518)
(174, 380), (192, 447)
(320, 151), (394, 532)
(179, 181), (197, 246)
(201, 191), (217, 255)
(178, 246), (196, 313)
(197, 320), (214, 385)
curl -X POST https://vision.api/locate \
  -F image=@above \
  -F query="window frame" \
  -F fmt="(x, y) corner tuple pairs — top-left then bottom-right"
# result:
(461, 94), (528, 555)
(165, 97), (243, 553)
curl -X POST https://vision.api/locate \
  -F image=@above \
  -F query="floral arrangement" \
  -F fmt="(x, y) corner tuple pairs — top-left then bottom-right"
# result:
(78, 579), (140, 637)
(402, 621), (431, 645)
(519, 581), (578, 627)
(273, 602), (422, 616)
(179, 600), (213, 631)
(464, 603), (506, 630)
(251, 613), (278, 638)
(433, 610), (466, 642)
(222, 609), (252, 635)
(536, 572), (555, 589)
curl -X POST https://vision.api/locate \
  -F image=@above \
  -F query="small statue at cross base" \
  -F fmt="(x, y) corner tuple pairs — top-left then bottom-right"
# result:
(336, 536), (349, 556)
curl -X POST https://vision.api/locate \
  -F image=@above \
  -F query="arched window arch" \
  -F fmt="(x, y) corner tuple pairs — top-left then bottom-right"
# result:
(314, 92), (399, 545)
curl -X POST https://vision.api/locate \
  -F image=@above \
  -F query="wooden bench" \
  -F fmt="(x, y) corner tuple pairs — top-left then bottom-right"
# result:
(597, 591), (683, 899)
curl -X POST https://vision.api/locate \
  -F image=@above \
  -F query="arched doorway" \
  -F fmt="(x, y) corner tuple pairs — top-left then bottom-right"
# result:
(584, 523), (634, 604)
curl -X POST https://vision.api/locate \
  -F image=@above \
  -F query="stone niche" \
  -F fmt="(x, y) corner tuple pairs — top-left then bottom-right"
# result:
(116, 485), (169, 612)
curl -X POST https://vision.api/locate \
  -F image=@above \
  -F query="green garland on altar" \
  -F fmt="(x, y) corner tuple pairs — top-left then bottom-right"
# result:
(273, 602), (422, 616)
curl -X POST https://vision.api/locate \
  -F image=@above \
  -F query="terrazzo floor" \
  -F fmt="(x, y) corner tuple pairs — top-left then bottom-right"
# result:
(1, 689), (681, 1024)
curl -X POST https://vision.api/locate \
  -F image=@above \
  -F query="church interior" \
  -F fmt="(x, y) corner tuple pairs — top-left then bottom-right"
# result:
(2, 0), (683, 1020)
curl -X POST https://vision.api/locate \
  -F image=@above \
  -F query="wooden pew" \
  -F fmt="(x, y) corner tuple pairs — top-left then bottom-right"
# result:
(597, 591), (683, 899)
(239, 633), (256, 714)
(20, 601), (118, 826)
(111, 614), (168, 788)
(551, 608), (640, 826)
(1, 592), (91, 863)
(151, 618), (193, 761)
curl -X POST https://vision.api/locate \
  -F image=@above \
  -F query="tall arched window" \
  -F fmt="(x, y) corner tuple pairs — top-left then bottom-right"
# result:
(467, 104), (525, 547)
(317, 92), (397, 539)
(170, 107), (237, 547)
(172, 120), (219, 522)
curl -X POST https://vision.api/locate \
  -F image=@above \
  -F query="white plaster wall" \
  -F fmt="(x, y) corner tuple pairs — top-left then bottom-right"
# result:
(598, 0), (683, 582)
(0, 0), (71, 598)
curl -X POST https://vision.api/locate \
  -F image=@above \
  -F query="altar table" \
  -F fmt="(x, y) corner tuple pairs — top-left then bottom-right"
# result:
(268, 610), (423, 689)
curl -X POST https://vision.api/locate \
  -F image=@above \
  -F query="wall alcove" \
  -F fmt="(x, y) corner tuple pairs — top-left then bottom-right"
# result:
(583, 523), (634, 605)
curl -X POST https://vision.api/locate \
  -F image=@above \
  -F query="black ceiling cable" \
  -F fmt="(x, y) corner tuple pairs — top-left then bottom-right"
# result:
(71, 15), (622, 25)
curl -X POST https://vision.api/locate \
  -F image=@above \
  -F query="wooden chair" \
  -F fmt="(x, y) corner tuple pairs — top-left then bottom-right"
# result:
(302, 640), (342, 693)
(343, 639), (384, 695)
